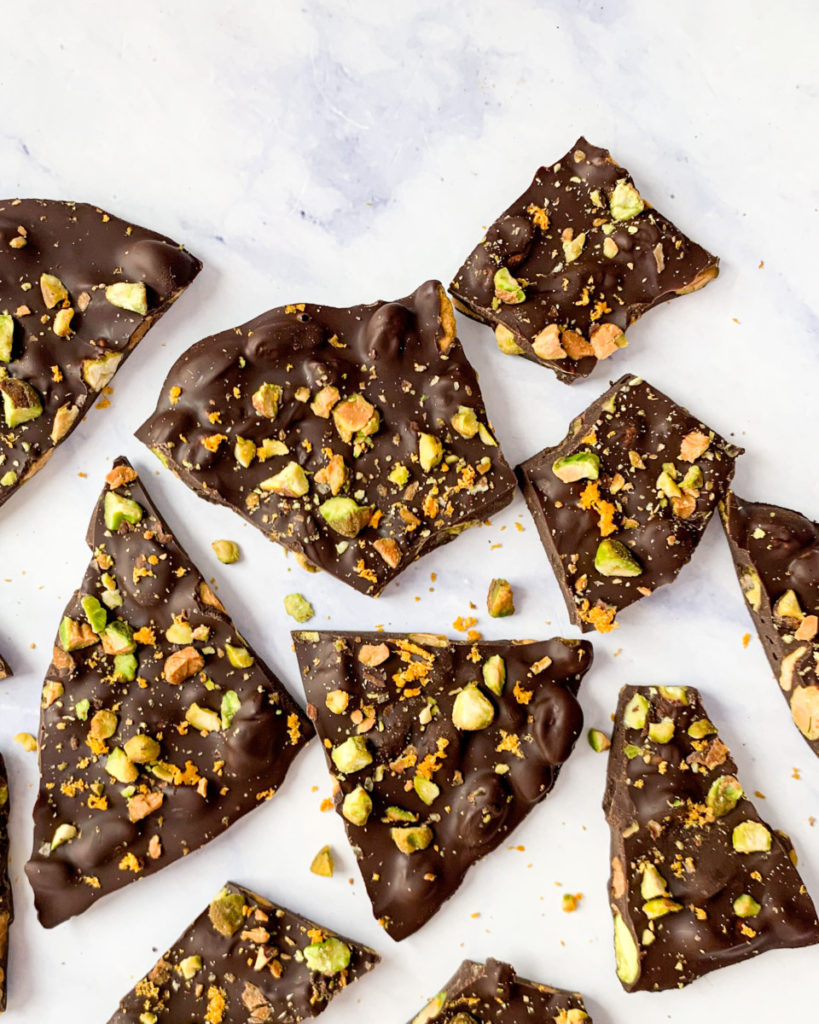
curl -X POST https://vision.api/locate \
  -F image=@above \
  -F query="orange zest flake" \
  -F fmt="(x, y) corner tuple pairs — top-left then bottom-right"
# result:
(284, 303), (306, 314)
(51, 365), (63, 382)
(354, 559), (378, 584)
(87, 793), (109, 810)
(60, 777), (86, 798)
(82, 875), (101, 888)
(453, 464), (477, 493)
(578, 482), (600, 510)
(205, 986), (228, 1024)
(169, 385), (182, 405)
(207, 410), (222, 424)
(118, 852), (142, 873)
(578, 600), (618, 634)
(526, 203), (550, 231)
(133, 626), (155, 645)
(369, 509), (383, 529)
(306, 927), (326, 944)
(416, 738), (450, 779)
(580, 432), (597, 445)
(452, 615), (478, 633)
(389, 746), (418, 774)
(173, 760), (201, 787)
(590, 300), (611, 321)
(256, 787), (276, 801)
(742, 633), (751, 648)
(132, 564), (155, 584)
(577, 480), (616, 536)
(201, 433), (228, 452)
(320, 797), (333, 813)
(496, 731), (523, 758)
(512, 681), (533, 705)
(422, 491), (439, 518)
(86, 735), (108, 756)
(287, 712), (302, 745)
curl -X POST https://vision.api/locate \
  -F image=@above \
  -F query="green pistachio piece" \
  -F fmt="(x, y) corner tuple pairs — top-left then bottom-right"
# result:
(165, 620), (193, 645)
(0, 314), (13, 362)
(40, 272), (68, 308)
(388, 463), (409, 487)
(332, 393), (380, 443)
(482, 654), (506, 696)
(81, 594), (107, 634)
(58, 616), (97, 652)
(90, 709), (118, 740)
(588, 728), (611, 752)
(233, 435), (256, 468)
(412, 992), (446, 1024)
(413, 775), (440, 805)
(623, 693), (649, 730)
(0, 471), (16, 487)
(609, 179), (645, 221)
(310, 845), (334, 878)
(42, 681), (65, 709)
(252, 382), (282, 419)
(624, 744), (643, 759)
(486, 578), (514, 618)
(304, 936), (351, 976)
(212, 539), (240, 564)
(51, 822), (78, 850)
(208, 888), (246, 936)
(177, 954), (202, 980)
(451, 683), (494, 730)
(383, 806), (417, 823)
(450, 406), (479, 439)
(495, 324), (524, 355)
(656, 469), (682, 498)
(102, 621), (136, 655)
(342, 785), (373, 826)
(733, 894), (761, 918)
(284, 593), (314, 623)
(732, 820), (772, 853)
(493, 267), (526, 303)
(418, 433), (443, 472)
(594, 539), (643, 578)
(552, 451), (600, 483)
(185, 702), (222, 733)
(688, 718), (717, 739)
(657, 686), (689, 704)
(105, 281), (148, 315)
(613, 912), (641, 985)
(562, 231), (586, 262)
(647, 718), (675, 744)
(104, 491), (143, 531)
(640, 863), (668, 901)
(0, 377), (43, 427)
(105, 747), (138, 784)
(82, 351), (122, 391)
(220, 690), (241, 729)
(331, 735), (372, 774)
(260, 460), (310, 497)
(225, 643), (254, 668)
(124, 734), (160, 764)
(478, 423), (497, 447)
(319, 496), (372, 538)
(642, 897), (683, 920)
(740, 568), (762, 611)
(774, 589), (803, 620)
(706, 775), (743, 818)
(681, 465), (703, 492)
(113, 653), (138, 682)
(390, 825), (433, 853)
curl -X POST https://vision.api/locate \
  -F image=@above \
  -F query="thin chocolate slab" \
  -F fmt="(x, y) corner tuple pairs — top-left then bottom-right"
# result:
(604, 685), (819, 992)
(721, 492), (819, 756)
(517, 374), (741, 633)
(25, 458), (312, 928)
(450, 137), (718, 384)
(136, 281), (516, 596)
(106, 881), (379, 1023)
(0, 755), (12, 1014)
(293, 630), (591, 941)
(408, 958), (591, 1023)
(0, 200), (200, 508)
(0, 654), (9, 680)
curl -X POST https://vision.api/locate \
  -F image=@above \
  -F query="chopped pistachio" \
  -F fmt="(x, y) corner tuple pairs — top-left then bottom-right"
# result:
(331, 735), (372, 774)
(220, 690), (241, 729)
(623, 693), (649, 730)
(418, 433), (443, 473)
(390, 825), (433, 853)
(284, 593), (314, 623)
(594, 539), (643, 578)
(105, 281), (148, 315)
(342, 785), (372, 826)
(588, 728), (611, 752)
(104, 491), (143, 531)
(552, 451), (600, 483)
(732, 820), (772, 854)
(225, 643), (254, 668)
(452, 683), (494, 730)
(482, 654), (506, 696)
(212, 539), (240, 564)
(310, 845), (335, 878)
(303, 936), (351, 976)
(486, 578), (515, 618)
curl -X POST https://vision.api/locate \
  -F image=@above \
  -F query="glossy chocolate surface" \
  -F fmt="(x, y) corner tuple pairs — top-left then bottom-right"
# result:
(407, 958), (591, 1023)
(107, 881), (379, 1023)
(25, 459), (312, 928)
(293, 630), (591, 941)
(450, 137), (718, 384)
(136, 281), (516, 596)
(605, 685), (819, 991)
(0, 200), (200, 508)
(517, 374), (741, 633)
(722, 492), (819, 756)
(0, 755), (12, 1013)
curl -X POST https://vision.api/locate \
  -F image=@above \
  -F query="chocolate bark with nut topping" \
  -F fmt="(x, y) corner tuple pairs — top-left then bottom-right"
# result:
(604, 685), (819, 992)
(0, 654), (9, 680)
(449, 137), (718, 384)
(106, 881), (379, 1023)
(0, 755), (12, 1013)
(721, 492), (819, 757)
(516, 374), (742, 633)
(408, 958), (591, 1024)
(25, 458), (312, 928)
(0, 200), (200, 509)
(293, 630), (591, 941)
(136, 281), (516, 597)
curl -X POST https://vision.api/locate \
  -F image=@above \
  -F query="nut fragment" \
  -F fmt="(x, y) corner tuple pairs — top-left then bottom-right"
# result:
(487, 578), (515, 618)
(310, 845), (334, 877)
(732, 820), (771, 853)
(252, 382), (282, 419)
(303, 937), (351, 976)
(212, 539), (240, 564)
(452, 683), (494, 730)
(105, 281), (148, 315)
(164, 646), (205, 685)
(531, 324), (567, 360)
(493, 267), (525, 304)
(284, 593), (314, 623)
(594, 539), (642, 578)
(342, 785), (372, 826)
(790, 685), (819, 741)
(390, 825), (433, 854)
(209, 888), (246, 936)
(331, 735), (372, 774)
(40, 272), (68, 308)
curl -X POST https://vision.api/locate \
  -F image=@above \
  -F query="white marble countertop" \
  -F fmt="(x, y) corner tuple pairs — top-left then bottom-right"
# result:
(0, 2), (817, 1022)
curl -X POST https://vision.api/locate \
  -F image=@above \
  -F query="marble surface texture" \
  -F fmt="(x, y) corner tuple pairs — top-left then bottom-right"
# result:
(0, 2), (817, 1022)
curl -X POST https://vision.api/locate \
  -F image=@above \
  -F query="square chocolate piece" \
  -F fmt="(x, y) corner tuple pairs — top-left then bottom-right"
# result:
(721, 492), (819, 756)
(136, 281), (516, 596)
(450, 137), (718, 384)
(293, 630), (591, 940)
(605, 685), (819, 991)
(517, 374), (742, 633)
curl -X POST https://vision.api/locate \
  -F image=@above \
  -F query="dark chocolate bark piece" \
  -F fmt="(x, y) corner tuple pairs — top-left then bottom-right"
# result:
(0, 653), (9, 680)
(106, 881), (379, 1023)
(0, 755), (12, 1013)
(25, 458), (312, 928)
(408, 958), (590, 1023)
(721, 492), (819, 756)
(136, 281), (517, 596)
(604, 685), (819, 992)
(0, 200), (200, 509)
(449, 137), (719, 384)
(293, 630), (591, 941)
(517, 373), (742, 633)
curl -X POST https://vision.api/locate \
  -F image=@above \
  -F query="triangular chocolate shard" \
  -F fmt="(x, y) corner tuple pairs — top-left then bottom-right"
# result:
(0, 755), (12, 1013)
(293, 630), (592, 941)
(136, 281), (517, 596)
(105, 881), (380, 1023)
(604, 685), (819, 991)
(25, 458), (312, 928)
(0, 653), (9, 679)
(408, 958), (591, 1023)
(721, 492), (819, 756)
(0, 200), (200, 510)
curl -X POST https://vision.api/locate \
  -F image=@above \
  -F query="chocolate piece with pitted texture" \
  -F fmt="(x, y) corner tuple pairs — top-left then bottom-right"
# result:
(106, 881), (379, 1023)
(293, 630), (591, 941)
(721, 492), (819, 757)
(604, 685), (819, 992)
(0, 200), (200, 509)
(407, 958), (591, 1023)
(0, 755), (12, 1013)
(449, 137), (718, 384)
(517, 374), (741, 633)
(136, 281), (516, 596)
(25, 458), (312, 928)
